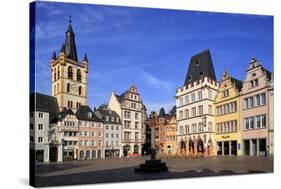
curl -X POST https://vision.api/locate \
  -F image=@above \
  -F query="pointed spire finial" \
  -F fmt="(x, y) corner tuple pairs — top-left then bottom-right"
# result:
(83, 53), (88, 62)
(222, 68), (229, 80)
(69, 15), (72, 24)
(60, 43), (65, 53)
(51, 51), (56, 60)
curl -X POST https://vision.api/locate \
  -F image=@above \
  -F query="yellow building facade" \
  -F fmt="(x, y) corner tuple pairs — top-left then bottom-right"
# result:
(214, 71), (242, 156)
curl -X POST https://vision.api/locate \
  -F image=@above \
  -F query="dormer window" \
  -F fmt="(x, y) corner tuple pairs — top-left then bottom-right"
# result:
(111, 117), (114, 122)
(105, 116), (109, 121)
(252, 73), (256, 77)
(188, 76), (192, 82)
(200, 72), (204, 79)
(116, 118), (119, 122)
(88, 112), (92, 118)
(195, 60), (200, 67)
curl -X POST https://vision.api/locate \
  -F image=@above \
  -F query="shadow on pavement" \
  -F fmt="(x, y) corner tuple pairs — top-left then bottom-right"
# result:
(34, 165), (267, 187)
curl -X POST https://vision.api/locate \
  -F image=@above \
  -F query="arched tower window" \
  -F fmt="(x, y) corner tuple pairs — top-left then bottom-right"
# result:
(67, 83), (70, 92)
(54, 68), (57, 81)
(79, 86), (82, 96)
(68, 66), (73, 79)
(77, 69), (81, 82)
(57, 66), (60, 79)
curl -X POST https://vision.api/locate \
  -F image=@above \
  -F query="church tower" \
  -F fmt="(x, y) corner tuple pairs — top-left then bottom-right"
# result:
(50, 18), (88, 112)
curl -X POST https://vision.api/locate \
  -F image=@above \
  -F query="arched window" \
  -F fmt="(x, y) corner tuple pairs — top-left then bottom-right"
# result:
(67, 83), (70, 92)
(68, 66), (73, 79)
(54, 68), (57, 81)
(57, 66), (60, 79)
(79, 86), (82, 96)
(57, 83), (59, 94)
(54, 85), (56, 95)
(80, 150), (85, 159)
(92, 150), (96, 159)
(77, 69), (81, 82)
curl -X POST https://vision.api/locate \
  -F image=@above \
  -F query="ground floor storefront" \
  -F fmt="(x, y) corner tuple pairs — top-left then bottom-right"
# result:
(122, 143), (142, 157)
(104, 149), (121, 158)
(243, 138), (267, 156)
(78, 148), (103, 160)
(216, 140), (240, 156)
(31, 143), (50, 163)
(177, 134), (215, 157)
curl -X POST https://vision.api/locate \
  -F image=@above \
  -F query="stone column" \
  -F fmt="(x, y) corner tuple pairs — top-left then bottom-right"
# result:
(250, 139), (253, 156)
(229, 141), (232, 155)
(222, 142), (225, 156)
(58, 144), (63, 162)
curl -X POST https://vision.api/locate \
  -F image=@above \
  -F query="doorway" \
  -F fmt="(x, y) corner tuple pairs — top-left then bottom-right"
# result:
(49, 147), (58, 162)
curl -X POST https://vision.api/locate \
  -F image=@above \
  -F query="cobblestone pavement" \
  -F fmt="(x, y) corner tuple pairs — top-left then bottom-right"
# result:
(34, 155), (273, 187)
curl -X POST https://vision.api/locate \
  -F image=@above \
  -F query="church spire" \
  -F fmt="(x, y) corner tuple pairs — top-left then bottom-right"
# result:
(51, 51), (56, 60)
(64, 16), (78, 61)
(83, 53), (88, 62)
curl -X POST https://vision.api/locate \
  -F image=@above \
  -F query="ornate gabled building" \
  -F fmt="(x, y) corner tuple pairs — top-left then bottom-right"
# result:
(50, 19), (88, 112)
(49, 108), (79, 161)
(176, 49), (219, 157)
(240, 57), (273, 156)
(108, 85), (145, 156)
(214, 71), (243, 156)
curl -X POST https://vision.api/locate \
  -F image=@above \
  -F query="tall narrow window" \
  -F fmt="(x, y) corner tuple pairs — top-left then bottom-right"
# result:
(79, 86), (82, 96)
(54, 68), (57, 81)
(57, 66), (60, 79)
(68, 66), (73, 79)
(67, 83), (70, 92)
(77, 69), (81, 82)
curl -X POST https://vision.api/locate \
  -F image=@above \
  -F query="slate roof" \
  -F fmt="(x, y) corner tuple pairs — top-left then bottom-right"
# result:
(170, 106), (176, 117)
(30, 92), (59, 123)
(230, 77), (243, 91)
(159, 107), (166, 117)
(184, 49), (217, 85)
(94, 107), (122, 125)
(64, 22), (78, 61)
(75, 105), (102, 122)
(262, 67), (272, 81)
(51, 108), (75, 123)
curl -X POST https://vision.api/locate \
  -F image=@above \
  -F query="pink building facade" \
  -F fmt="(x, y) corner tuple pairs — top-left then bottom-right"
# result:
(240, 57), (273, 156)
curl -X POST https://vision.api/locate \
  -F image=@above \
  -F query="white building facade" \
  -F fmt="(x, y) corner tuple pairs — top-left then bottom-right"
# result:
(176, 50), (218, 157)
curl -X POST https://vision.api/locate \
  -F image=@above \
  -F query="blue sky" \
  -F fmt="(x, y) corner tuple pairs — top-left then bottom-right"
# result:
(33, 1), (273, 114)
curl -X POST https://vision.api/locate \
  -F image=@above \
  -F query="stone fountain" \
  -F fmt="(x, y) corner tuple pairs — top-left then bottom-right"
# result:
(135, 115), (168, 172)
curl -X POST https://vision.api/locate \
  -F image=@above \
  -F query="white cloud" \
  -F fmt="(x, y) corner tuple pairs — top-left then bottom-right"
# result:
(141, 71), (173, 91)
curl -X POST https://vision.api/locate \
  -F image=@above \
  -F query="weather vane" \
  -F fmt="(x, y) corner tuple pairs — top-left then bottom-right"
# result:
(69, 15), (72, 24)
